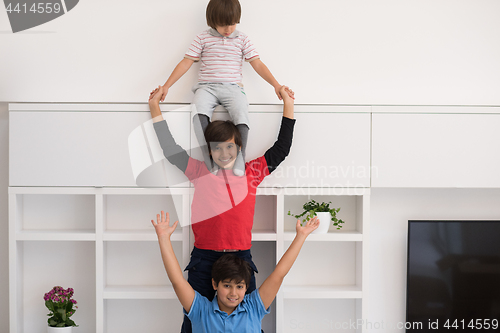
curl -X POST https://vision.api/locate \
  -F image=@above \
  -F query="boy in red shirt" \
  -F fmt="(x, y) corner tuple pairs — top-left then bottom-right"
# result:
(149, 84), (295, 332)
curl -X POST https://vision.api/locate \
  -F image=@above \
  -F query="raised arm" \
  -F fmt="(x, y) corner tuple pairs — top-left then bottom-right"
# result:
(280, 85), (294, 119)
(149, 58), (194, 102)
(263, 85), (295, 173)
(250, 59), (282, 99)
(152, 211), (195, 312)
(149, 88), (190, 172)
(258, 217), (319, 309)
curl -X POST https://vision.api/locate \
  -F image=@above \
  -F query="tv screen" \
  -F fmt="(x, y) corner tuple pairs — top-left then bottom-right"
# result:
(406, 220), (500, 332)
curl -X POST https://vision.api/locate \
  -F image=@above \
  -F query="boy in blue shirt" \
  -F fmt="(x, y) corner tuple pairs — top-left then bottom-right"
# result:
(151, 211), (319, 332)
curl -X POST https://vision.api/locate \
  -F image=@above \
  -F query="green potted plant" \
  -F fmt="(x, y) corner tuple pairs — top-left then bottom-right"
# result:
(288, 199), (345, 233)
(44, 286), (78, 332)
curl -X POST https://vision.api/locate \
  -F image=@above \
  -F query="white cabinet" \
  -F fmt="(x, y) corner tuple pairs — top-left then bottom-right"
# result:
(9, 104), (371, 333)
(197, 105), (372, 189)
(9, 105), (190, 187)
(372, 113), (500, 187)
(246, 110), (371, 188)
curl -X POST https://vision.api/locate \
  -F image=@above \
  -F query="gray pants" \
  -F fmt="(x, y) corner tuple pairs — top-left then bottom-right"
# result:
(191, 82), (249, 127)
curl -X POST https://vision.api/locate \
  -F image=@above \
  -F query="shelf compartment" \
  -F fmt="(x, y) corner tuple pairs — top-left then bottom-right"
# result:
(104, 194), (184, 234)
(283, 241), (361, 288)
(283, 298), (362, 333)
(105, 299), (184, 333)
(14, 193), (95, 233)
(284, 194), (366, 234)
(104, 241), (182, 288)
(16, 241), (96, 333)
(252, 195), (277, 234)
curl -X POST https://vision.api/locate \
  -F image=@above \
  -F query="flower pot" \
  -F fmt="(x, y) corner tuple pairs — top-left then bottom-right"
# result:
(48, 327), (73, 333)
(312, 212), (331, 234)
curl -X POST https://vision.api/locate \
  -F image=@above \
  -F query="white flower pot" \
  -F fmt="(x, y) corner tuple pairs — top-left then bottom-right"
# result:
(48, 327), (73, 333)
(312, 212), (331, 234)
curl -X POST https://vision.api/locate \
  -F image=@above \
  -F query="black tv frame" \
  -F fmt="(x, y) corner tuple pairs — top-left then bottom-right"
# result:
(406, 220), (500, 332)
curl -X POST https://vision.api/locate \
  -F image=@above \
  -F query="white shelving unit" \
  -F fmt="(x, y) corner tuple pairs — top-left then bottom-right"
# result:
(9, 187), (191, 333)
(9, 103), (371, 333)
(9, 186), (369, 333)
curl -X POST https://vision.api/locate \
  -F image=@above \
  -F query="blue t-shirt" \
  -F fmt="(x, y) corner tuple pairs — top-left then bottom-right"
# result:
(185, 289), (270, 333)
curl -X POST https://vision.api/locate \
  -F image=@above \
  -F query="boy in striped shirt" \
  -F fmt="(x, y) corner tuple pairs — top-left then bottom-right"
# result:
(150, 0), (292, 176)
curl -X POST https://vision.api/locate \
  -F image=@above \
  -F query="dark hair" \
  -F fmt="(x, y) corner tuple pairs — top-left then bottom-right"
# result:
(206, 0), (241, 29)
(204, 120), (242, 151)
(212, 254), (252, 287)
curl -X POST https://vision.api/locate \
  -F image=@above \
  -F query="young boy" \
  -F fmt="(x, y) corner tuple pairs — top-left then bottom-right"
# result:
(151, 211), (319, 332)
(150, 0), (292, 176)
(149, 84), (295, 333)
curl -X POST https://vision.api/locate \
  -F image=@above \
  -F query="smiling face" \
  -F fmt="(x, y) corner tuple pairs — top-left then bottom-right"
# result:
(210, 138), (240, 169)
(212, 279), (247, 314)
(215, 24), (237, 37)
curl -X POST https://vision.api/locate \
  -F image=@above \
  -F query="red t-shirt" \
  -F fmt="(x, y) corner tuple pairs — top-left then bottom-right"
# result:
(185, 156), (269, 251)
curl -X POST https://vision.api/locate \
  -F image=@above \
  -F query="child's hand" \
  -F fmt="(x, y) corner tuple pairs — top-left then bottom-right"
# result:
(151, 211), (179, 238)
(296, 217), (319, 237)
(275, 85), (295, 101)
(149, 86), (163, 105)
(279, 85), (295, 103)
(149, 85), (169, 102)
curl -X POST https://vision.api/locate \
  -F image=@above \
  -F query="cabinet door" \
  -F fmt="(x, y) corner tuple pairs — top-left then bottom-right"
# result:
(9, 111), (190, 187)
(372, 113), (500, 187)
(244, 113), (371, 188)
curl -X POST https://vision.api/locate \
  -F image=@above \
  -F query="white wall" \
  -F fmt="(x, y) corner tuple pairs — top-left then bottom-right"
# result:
(1, 0), (500, 104)
(369, 188), (500, 332)
(0, 102), (9, 330)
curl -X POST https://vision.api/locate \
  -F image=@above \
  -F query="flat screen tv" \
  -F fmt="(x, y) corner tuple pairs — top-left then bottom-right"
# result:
(406, 220), (500, 332)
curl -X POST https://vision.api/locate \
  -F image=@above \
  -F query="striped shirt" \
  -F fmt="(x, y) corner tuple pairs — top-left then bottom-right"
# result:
(185, 28), (260, 83)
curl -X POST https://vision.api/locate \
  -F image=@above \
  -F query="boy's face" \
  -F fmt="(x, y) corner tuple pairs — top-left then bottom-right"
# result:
(212, 278), (247, 313)
(210, 137), (239, 169)
(215, 24), (237, 37)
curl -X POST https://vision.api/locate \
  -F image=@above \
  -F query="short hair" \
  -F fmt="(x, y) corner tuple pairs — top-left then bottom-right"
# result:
(204, 120), (242, 151)
(212, 254), (252, 287)
(206, 0), (241, 29)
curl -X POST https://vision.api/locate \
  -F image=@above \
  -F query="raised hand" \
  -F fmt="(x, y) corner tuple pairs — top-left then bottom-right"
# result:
(279, 85), (295, 103)
(275, 85), (295, 101)
(149, 86), (163, 104)
(149, 85), (169, 102)
(296, 216), (319, 237)
(151, 211), (179, 238)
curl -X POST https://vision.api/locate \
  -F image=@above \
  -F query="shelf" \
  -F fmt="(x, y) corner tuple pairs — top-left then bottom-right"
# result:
(103, 286), (177, 300)
(284, 231), (362, 242)
(282, 285), (362, 299)
(251, 232), (277, 241)
(16, 230), (96, 241)
(103, 230), (183, 242)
